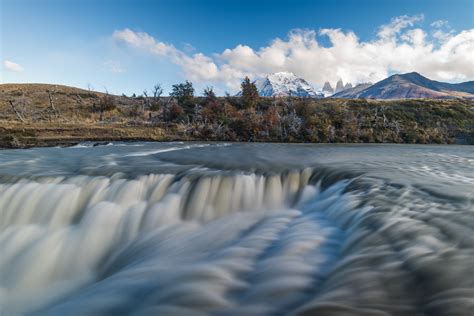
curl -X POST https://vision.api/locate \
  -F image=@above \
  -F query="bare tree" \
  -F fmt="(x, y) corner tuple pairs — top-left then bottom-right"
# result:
(143, 89), (150, 111)
(152, 84), (163, 98)
(150, 83), (163, 111)
(8, 100), (26, 123)
(46, 87), (62, 120)
(97, 88), (116, 121)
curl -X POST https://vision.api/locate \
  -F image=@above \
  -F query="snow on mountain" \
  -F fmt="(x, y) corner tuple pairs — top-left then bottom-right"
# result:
(254, 72), (323, 98)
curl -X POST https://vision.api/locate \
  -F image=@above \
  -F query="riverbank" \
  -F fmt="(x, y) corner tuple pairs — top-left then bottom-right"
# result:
(1, 121), (473, 149)
(2, 84), (473, 148)
(0, 123), (174, 149)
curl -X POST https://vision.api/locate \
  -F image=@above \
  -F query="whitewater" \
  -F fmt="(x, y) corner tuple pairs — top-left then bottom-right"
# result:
(0, 142), (473, 315)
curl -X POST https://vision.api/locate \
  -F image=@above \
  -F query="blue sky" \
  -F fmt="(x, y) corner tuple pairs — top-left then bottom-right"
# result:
(1, 0), (473, 95)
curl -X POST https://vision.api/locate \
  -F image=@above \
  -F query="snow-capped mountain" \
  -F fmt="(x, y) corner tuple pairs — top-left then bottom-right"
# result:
(254, 72), (323, 98)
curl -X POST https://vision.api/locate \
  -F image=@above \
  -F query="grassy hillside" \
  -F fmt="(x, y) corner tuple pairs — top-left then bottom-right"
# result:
(1, 83), (473, 148)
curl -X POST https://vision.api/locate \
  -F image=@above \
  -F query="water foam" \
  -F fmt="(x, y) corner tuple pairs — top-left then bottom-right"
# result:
(1, 144), (473, 316)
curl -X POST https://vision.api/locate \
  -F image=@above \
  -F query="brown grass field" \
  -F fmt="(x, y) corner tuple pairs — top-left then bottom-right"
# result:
(1, 83), (473, 148)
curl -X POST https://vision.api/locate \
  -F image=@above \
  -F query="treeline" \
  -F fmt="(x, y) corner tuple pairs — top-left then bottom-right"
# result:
(94, 78), (473, 144)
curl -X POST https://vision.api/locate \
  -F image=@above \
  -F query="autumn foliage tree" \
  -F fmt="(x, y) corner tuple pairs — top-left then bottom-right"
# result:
(202, 87), (222, 123)
(162, 99), (185, 122)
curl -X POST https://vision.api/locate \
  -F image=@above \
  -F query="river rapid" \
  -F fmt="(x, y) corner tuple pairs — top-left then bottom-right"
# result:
(0, 142), (473, 316)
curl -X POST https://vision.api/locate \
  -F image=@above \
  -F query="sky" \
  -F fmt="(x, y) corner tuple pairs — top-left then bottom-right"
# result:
(1, 0), (473, 95)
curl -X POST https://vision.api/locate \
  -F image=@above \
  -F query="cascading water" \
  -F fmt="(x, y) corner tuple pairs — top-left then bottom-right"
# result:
(0, 142), (473, 316)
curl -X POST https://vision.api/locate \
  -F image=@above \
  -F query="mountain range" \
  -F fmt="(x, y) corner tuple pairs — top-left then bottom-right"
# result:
(322, 80), (353, 97)
(250, 71), (474, 99)
(333, 72), (474, 99)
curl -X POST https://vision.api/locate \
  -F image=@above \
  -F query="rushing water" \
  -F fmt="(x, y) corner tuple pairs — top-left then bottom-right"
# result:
(0, 142), (473, 316)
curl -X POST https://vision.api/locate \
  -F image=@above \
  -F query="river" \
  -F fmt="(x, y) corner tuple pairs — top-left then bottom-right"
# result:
(0, 142), (473, 315)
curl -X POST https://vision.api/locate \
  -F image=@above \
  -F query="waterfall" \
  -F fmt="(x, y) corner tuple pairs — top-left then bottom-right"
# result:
(1, 143), (473, 316)
(0, 169), (338, 315)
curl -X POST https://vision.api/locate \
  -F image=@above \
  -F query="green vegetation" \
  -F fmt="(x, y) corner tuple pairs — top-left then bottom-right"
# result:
(1, 82), (473, 148)
(240, 76), (259, 109)
(170, 81), (195, 115)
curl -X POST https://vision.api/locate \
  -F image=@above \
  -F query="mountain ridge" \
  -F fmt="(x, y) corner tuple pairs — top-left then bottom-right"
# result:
(334, 72), (474, 99)
(250, 72), (324, 98)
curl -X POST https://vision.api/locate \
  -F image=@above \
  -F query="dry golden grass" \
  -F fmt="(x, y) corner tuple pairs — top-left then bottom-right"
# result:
(1, 83), (473, 148)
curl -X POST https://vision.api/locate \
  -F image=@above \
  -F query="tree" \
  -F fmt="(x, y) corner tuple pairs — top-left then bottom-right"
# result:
(97, 91), (116, 121)
(201, 87), (223, 123)
(150, 84), (163, 111)
(263, 106), (280, 136)
(171, 81), (194, 106)
(46, 87), (62, 120)
(203, 86), (217, 101)
(170, 81), (195, 116)
(240, 76), (259, 109)
(8, 99), (26, 123)
(142, 89), (150, 110)
(152, 84), (163, 98)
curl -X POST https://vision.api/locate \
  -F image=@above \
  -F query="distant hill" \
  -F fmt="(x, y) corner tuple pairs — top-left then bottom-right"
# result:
(0, 83), (103, 95)
(0, 83), (145, 122)
(333, 72), (474, 99)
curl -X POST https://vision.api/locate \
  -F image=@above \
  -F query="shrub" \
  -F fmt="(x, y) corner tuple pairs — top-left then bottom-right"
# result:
(162, 101), (185, 122)
(171, 81), (195, 114)
(97, 94), (116, 112)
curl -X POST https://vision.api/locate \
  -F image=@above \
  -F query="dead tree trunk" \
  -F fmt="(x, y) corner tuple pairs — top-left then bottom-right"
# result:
(48, 90), (59, 117)
(9, 100), (26, 123)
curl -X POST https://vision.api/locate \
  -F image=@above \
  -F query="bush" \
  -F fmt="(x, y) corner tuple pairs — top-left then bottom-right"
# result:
(96, 94), (116, 113)
(162, 101), (185, 122)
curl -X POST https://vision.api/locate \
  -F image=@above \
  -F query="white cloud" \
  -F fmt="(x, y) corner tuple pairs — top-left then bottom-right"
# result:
(113, 29), (178, 57)
(113, 15), (474, 92)
(113, 28), (220, 82)
(377, 14), (424, 41)
(3, 60), (24, 72)
(431, 20), (449, 28)
(430, 20), (455, 43)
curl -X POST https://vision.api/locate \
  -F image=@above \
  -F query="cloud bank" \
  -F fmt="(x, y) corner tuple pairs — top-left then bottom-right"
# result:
(3, 60), (24, 72)
(113, 15), (474, 91)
